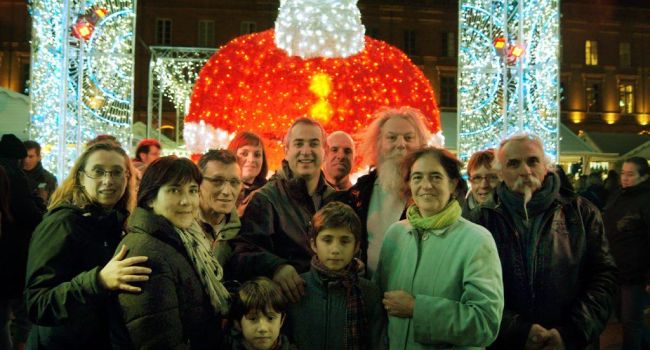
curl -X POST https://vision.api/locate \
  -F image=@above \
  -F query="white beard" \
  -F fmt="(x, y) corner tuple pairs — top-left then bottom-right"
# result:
(514, 176), (542, 221)
(376, 156), (404, 195)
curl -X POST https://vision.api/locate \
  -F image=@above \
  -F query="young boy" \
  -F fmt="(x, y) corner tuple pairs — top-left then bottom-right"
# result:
(286, 202), (387, 350)
(225, 277), (295, 350)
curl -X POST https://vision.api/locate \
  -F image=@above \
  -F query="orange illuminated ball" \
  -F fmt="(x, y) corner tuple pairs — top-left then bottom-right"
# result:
(185, 29), (440, 168)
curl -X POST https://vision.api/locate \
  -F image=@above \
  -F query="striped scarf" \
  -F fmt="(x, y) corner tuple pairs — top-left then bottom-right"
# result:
(310, 255), (366, 350)
(175, 220), (230, 314)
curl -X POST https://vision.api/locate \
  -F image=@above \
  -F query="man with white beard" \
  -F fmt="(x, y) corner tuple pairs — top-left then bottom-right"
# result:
(342, 106), (433, 277)
(469, 133), (617, 350)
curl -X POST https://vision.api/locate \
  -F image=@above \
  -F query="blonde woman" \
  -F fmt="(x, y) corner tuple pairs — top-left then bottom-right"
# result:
(25, 142), (151, 349)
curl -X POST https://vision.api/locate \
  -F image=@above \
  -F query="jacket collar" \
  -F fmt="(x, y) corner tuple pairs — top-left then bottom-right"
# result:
(23, 161), (45, 175)
(127, 206), (186, 253)
(620, 178), (650, 195)
(275, 159), (334, 199)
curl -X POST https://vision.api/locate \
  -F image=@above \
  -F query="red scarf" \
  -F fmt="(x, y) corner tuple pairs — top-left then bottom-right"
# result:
(310, 256), (367, 350)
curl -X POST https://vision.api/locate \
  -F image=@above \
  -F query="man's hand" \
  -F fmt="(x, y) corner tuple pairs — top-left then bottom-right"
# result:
(382, 290), (415, 318)
(272, 264), (305, 303)
(541, 328), (565, 350)
(524, 324), (551, 350)
(99, 245), (151, 293)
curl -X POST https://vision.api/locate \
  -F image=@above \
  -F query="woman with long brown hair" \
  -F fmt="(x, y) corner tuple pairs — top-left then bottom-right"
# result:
(24, 142), (151, 349)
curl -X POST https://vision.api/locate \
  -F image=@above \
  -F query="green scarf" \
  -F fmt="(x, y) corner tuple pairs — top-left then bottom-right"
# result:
(407, 199), (462, 231)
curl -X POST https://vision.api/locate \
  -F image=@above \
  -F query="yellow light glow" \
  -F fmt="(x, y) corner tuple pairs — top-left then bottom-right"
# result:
(309, 73), (332, 98)
(310, 100), (333, 122)
(603, 113), (619, 125)
(569, 111), (585, 124)
(637, 114), (649, 126)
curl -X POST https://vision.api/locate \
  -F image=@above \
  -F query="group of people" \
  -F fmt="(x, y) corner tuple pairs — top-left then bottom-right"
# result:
(0, 105), (647, 350)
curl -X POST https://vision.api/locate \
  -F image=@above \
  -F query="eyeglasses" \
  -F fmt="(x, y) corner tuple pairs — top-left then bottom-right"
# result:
(203, 176), (242, 188)
(469, 174), (499, 184)
(83, 168), (127, 179)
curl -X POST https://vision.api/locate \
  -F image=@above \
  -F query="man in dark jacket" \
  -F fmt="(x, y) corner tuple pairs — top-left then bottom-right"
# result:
(603, 157), (650, 350)
(0, 134), (45, 349)
(470, 133), (617, 350)
(229, 117), (335, 303)
(22, 140), (57, 203)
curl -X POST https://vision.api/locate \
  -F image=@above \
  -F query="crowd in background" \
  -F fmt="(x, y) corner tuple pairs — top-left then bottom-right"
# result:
(0, 105), (648, 350)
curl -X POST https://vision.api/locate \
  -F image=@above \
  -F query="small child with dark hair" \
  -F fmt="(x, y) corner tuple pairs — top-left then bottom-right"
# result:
(286, 201), (386, 349)
(225, 277), (295, 350)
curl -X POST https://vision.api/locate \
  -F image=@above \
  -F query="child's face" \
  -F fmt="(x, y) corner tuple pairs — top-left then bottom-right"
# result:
(310, 227), (360, 270)
(239, 309), (284, 350)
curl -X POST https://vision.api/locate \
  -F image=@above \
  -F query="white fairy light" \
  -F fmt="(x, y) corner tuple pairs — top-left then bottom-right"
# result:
(275, 0), (365, 58)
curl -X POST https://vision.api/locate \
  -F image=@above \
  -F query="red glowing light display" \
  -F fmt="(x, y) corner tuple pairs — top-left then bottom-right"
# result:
(185, 29), (440, 167)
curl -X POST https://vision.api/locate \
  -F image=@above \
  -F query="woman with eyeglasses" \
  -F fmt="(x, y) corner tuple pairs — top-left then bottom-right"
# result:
(375, 147), (504, 349)
(462, 149), (500, 217)
(227, 131), (269, 207)
(113, 156), (229, 349)
(24, 142), (151, 349)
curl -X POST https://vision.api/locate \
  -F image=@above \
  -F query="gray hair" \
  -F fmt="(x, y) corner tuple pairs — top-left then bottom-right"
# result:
(494, 133), (553, 170)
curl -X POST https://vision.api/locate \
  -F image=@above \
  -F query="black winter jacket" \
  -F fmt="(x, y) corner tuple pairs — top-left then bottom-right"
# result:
(24, 204), (125, 350)
(0, 158), (45, 298)
(113, 207), (221, 349)
(23, 162), (57, 199)
(470, 188), (617, 350)
(229, 161), (335, 280)
(603, 179), (650, 285)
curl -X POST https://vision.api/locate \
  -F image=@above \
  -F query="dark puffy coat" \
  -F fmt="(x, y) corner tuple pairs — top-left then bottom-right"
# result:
(23, 162), (57, 199)
(603, 179), (650, 285)
(470, 188), (617, 350)
(24, 204), (125, 350)
(114, 207), (221, 349)
(229, 161), (335, 279)
(0, 158), (45, 298)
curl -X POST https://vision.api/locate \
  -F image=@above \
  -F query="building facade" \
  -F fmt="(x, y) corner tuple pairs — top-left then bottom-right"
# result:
(2, 0), (650, 136)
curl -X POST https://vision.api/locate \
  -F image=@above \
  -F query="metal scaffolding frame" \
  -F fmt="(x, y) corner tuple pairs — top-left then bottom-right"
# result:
(147, 46), (215, 143)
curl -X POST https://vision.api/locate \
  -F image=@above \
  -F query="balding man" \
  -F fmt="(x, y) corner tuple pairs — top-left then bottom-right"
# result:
(470, 133), (616, 350)
(323, 131), (355, 191)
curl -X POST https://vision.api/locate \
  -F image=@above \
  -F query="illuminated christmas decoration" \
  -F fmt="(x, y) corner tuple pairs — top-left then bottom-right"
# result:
(71, 7), (108, 40)
(29, 0), (136, 178)
(147, 46), (215, 143)
(458, 0), (560, 161)
(186, 0), (440, 167)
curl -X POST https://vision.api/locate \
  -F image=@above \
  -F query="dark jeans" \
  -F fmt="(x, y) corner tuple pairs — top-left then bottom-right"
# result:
(619, 284), (650, 350)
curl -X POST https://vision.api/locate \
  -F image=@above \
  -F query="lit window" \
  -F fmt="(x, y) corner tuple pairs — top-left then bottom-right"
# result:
(585, 40), (598, 66)
(198, 20), (215, 47)
(619, 82), (634, 114)
(156, 18), (172, 45)
(619, 42), (631, 68)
